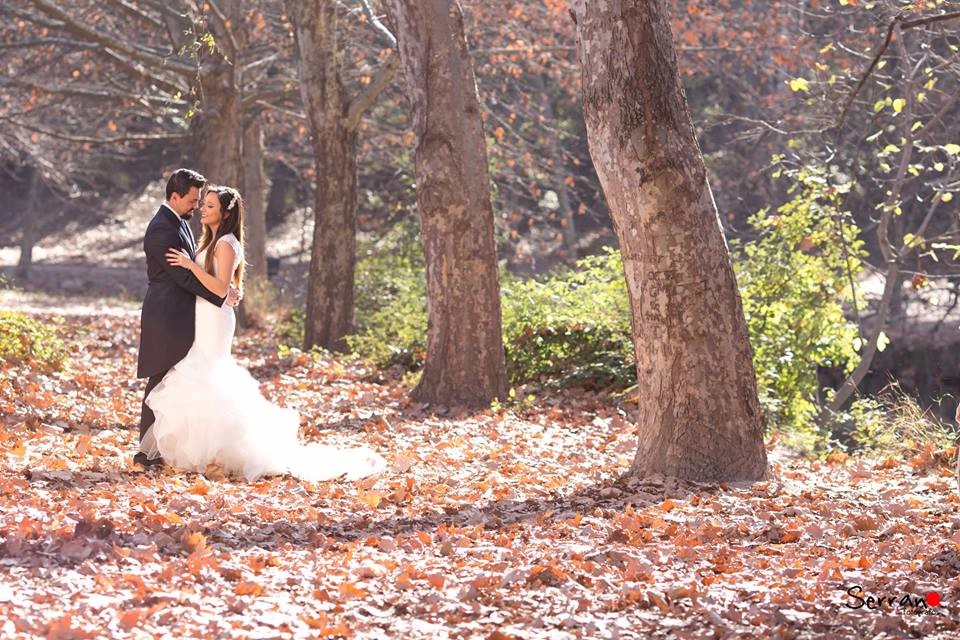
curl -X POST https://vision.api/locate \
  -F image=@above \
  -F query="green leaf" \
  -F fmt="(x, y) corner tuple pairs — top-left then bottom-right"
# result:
(943, 143), (960, 155)
(876, 331), (889, 353)
(789, 77), (810, 92)
(892, 98), (905, 113)
(942, 193), (954, 203)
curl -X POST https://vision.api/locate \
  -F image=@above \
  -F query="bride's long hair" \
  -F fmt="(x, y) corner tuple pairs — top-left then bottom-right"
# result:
(198, 185), (246, 289)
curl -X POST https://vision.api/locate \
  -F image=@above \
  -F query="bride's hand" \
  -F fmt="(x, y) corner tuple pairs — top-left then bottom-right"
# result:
(166, 248), (194, 270)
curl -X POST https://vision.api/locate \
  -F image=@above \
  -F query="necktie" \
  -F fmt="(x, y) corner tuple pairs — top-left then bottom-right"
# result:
(181, 219), (196, 259)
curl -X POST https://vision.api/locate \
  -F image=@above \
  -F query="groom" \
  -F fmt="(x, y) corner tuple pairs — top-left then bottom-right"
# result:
(133, 168), (239, 468)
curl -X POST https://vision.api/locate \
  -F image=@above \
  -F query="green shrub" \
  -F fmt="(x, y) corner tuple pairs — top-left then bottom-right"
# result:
(500, 249), (634, 390)
(321, 165), (867, 451)
(346, 219), (428, 369)
(0, 312), (69, 372)
(732, 164), (865, 441)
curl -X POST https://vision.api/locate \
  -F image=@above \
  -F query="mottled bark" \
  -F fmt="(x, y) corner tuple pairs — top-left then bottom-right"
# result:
(571, 0), (766, 481)
(189, 71), (242, 235)
(384, 0), (509, 406)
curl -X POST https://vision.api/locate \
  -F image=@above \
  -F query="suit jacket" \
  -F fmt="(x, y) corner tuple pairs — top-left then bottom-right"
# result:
(137, 204), (226, 378)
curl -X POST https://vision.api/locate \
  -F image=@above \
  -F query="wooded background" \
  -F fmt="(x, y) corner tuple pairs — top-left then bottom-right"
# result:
(2, 0), (960, 425)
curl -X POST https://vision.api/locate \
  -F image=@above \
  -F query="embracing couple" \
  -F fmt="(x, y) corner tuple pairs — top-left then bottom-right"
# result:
(133, 168), (385, 482)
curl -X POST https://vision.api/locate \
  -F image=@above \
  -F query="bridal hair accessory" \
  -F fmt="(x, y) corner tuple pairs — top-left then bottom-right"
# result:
(227, 190), (239, 212)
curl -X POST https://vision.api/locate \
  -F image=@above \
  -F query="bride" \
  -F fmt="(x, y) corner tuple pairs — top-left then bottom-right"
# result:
(142, 185), (386, 482)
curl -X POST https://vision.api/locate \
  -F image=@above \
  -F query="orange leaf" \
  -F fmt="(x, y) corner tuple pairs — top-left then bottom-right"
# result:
(338, 582), (366, 598)
(119, 608), (144, 630)
(235, 581), (263, 596)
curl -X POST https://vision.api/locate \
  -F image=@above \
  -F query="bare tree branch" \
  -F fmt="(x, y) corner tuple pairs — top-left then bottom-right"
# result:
(359, 0), (396, 49)
(836, 9), (960, 130)
(0, 115), (187, 145)
(205, 0), (239, 62)
(24, 0), (197, 78)
(346, 53), (398, 130)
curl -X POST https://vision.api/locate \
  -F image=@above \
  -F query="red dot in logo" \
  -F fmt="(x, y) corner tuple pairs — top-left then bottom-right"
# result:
(926, 591), (942, 607)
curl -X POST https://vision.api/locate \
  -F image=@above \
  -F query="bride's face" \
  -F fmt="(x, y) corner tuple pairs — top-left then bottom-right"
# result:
(200, 193), (223, 228)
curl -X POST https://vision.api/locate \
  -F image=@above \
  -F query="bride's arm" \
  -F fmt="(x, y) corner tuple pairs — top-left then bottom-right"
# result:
(166, 242), (235, 298)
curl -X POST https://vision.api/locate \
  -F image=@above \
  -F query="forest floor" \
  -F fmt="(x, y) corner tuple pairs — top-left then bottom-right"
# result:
(2, 295), (960, 639)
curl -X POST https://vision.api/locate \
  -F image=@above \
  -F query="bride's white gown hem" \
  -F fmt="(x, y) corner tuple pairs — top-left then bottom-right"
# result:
(142, 234), (386, 482)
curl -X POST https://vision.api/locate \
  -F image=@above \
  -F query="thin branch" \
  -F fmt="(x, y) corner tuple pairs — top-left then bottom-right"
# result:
(1, 116), (186, 145)
(100, 0), (165, 29)
(901, 10), (960, 29)
(24, 0), (197, 78)
(251, 99), (306, 122)
(836, 9), (960, 130)
(359, 0), (396, 48)
(346, 54), (399, 130)
(205, 0), (239, 62)
(0, 37), (99, 51)
(0, 74), (186, 107)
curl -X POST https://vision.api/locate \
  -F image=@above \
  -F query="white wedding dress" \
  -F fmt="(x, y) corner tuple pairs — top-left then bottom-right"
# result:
(142, 233), (387, 481)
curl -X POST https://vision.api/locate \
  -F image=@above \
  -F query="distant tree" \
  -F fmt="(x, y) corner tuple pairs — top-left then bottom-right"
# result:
(383, 0), (509, 406)
(287, 0), (398, 352)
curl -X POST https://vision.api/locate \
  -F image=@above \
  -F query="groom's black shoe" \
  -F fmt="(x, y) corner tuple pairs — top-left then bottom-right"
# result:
(133, 452), (164, 469)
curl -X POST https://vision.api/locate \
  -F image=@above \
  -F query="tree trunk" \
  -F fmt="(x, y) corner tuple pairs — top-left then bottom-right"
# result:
(240, 115), (269, 317)
(288, 0), (358, 352)
(384, 0), (509, 407)
(191, 72), (242, 226)
(265, 160), (298, 230)
(571, 0), (766, 482)
(17, 164), (40, 280)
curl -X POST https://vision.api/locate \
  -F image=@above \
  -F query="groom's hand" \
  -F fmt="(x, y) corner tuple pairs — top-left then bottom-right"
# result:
(226, 286), (242, 307)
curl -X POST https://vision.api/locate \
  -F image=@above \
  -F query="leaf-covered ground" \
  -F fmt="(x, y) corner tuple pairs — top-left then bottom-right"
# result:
(2, 302), (960, 639)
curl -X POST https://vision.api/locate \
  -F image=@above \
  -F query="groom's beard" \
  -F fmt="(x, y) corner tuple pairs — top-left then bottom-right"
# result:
(181, 211), (194, 221)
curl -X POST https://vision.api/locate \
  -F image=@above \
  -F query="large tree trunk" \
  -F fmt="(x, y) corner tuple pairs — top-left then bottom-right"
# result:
(191, 73), (242, 205)
(384, 0), (508, 407)
(288, 0), (359, 353)
(571, 0), (766, 482)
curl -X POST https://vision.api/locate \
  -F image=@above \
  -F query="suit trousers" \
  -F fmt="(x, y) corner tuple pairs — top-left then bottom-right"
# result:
(139, 369), (169, 444)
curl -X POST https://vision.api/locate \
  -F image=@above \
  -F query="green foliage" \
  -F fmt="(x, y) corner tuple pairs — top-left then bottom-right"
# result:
(328, 165), (871, 453)
(346, 219), (428, 370)
(344, 223), (633, 389)
(500, 248), (634, 390)
(732, 165), (865, 440)
(0, 312), (68, 372)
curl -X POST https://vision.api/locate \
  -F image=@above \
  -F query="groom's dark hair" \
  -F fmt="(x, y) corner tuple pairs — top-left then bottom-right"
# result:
(165, 168), (206, 200)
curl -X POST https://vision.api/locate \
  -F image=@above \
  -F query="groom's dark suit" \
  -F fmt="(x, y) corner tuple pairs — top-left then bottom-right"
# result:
(136, 204), (226, 444)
